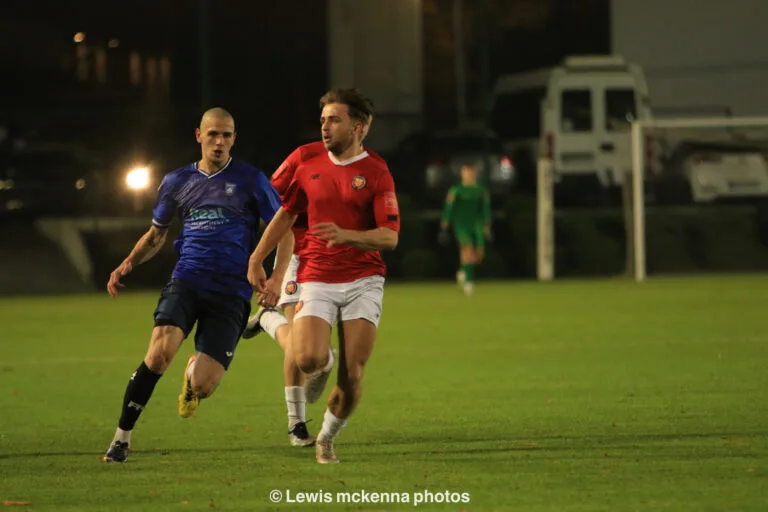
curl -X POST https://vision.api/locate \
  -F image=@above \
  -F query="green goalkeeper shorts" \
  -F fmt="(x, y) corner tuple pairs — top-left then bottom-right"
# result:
(454, 225), (485, 249)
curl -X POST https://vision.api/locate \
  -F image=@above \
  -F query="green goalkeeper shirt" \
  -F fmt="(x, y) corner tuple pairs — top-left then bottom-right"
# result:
(441, 183), (491, 229)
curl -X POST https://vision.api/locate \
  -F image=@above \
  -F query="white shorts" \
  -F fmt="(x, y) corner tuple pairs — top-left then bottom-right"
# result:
(294, 275), (385, 328)
(276, 254), (302, 309)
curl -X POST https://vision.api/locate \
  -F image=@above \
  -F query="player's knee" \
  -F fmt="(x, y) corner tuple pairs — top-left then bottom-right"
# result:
(295, 353), (323, 375)
(144, 346), (174, 373)
(146, 326), (181, 373)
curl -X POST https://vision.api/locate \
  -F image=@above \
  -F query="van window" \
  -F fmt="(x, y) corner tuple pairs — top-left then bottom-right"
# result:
(561, 90), (592, 132)
(489, 88), (545, 139)
(605, 88), (636, 132)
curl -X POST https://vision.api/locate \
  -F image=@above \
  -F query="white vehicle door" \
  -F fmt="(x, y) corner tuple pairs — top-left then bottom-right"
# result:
(552, 73), (641, 187)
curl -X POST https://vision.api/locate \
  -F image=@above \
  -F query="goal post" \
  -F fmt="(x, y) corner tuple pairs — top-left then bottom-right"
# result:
(631, 120), (646, 282)
(536, 158), (554, 281)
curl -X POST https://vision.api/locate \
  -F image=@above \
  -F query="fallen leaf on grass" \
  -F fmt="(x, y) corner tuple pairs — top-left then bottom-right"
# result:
(2, 501), (32, 507)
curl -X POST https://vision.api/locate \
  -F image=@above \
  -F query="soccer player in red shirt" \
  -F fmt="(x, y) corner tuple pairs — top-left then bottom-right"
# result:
(242, 120), (377, 448)
(248, 88), (399, 464)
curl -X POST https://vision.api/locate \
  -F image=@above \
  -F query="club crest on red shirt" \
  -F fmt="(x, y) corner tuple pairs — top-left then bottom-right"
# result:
(351, 175), (367, 190)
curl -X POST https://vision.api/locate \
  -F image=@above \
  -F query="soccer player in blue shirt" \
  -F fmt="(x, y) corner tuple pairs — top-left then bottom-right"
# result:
(102, 108), (293, 463)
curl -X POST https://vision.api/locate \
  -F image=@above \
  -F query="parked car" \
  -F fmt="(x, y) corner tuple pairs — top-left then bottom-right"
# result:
(650, 142), (768, 204)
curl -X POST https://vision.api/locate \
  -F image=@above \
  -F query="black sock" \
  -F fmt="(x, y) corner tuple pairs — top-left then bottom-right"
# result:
(118, 361), (162, 431)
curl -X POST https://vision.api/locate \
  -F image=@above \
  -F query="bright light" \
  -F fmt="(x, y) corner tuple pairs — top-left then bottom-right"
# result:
(126, 167), (150, 190)
(73, 32), (85, 43)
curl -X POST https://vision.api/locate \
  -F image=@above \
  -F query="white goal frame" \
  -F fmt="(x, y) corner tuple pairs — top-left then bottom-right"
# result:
(631, 116), (768, 282)
(536, 115), (768, 282)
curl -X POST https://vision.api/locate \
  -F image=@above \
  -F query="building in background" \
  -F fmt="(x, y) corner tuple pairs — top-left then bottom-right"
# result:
(612, 0), (768, 117)
(328, 0), (424, 151)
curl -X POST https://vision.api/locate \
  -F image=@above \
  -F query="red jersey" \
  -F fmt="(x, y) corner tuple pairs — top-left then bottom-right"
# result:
(271, 142), (327, 253)
(282, 149), (400, 283)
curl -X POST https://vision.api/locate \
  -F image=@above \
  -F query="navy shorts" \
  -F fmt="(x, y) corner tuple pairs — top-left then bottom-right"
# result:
(153, 279), (250, 370)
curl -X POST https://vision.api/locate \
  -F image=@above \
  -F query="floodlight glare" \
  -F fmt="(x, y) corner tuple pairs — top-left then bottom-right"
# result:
(126, 167), (150, 190)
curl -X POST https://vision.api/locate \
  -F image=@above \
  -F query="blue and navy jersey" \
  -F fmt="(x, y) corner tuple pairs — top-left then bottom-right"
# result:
(152, 157), (281, 301)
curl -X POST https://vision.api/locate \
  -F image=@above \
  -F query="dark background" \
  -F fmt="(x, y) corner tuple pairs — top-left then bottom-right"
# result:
(0, 0), (609, 167)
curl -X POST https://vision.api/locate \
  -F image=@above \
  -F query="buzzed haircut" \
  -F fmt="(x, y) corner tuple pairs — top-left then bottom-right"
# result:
(200, 107), (234, 128)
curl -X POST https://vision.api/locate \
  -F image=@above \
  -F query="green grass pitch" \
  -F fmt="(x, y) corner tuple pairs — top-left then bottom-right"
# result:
(1, 276), (767, 511)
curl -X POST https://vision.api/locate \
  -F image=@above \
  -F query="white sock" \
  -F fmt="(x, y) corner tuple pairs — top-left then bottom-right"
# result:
(285, 386), (306, 429)
(260, 310), (288, 342)
(113, 427), (131, 445)
(317, 408), (347, 441)
(322, 347), (335, 372)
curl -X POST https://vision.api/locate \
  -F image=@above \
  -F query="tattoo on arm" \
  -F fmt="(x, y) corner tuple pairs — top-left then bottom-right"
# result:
(128, 226), (168, 265)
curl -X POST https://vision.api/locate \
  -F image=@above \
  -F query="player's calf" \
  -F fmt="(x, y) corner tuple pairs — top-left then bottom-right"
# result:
(189, 353), (225, 399)
(178, 353), (223, 418)
(304, 347), (336, 404)
(104, 359), (163, 461)
(330, 370), (364, 418)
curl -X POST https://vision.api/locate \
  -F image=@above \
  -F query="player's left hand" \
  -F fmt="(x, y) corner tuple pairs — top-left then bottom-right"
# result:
(312, 223), (350, 248)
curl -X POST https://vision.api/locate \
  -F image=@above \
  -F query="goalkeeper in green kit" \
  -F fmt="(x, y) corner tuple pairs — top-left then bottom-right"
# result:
(439, 163), (492, 295)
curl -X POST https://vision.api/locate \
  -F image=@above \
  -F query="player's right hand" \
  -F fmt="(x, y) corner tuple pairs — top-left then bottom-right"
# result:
(248, 262), (268, 294)
(107, 260), (133, 298)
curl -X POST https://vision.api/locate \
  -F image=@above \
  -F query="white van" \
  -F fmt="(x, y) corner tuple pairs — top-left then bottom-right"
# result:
(489, 55), (652, 196)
